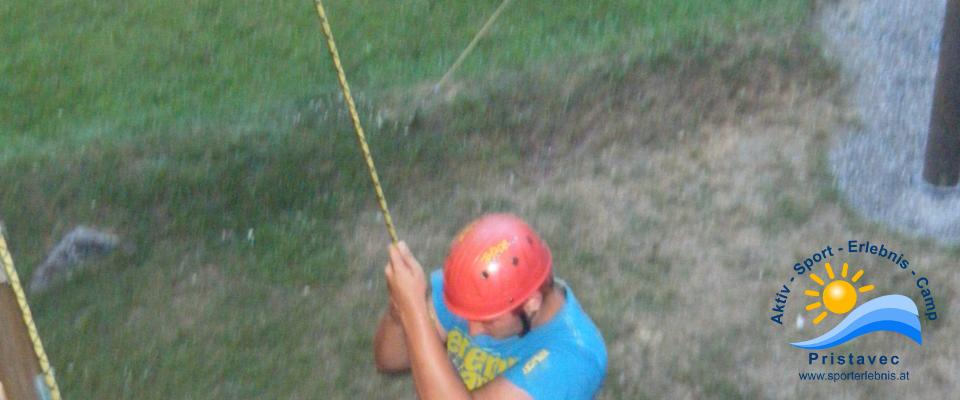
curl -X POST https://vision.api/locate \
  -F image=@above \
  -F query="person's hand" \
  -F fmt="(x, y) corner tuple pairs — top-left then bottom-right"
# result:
(384, 241), (428, 325)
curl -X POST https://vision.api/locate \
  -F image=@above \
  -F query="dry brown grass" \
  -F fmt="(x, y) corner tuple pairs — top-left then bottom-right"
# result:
(315, 39), (960, 399)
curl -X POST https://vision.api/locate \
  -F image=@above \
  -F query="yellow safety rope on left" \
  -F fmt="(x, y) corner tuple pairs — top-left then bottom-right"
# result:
(313, 0), (399, 244)
(0, 233), (63, 400)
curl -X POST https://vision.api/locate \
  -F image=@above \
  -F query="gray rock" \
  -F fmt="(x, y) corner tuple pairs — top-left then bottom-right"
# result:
(30, 226), (120, 293)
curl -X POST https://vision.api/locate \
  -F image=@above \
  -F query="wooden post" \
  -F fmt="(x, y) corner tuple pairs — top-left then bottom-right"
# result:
(923, 0), (960, 187)
(0, 238), (41, 400)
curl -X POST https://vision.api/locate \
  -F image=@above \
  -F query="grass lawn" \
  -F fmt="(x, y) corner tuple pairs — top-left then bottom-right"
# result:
(7, 1), (956, 399)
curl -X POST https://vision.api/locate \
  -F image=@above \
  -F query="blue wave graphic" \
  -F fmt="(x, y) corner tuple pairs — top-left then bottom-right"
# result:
(791, 294), (922, 350)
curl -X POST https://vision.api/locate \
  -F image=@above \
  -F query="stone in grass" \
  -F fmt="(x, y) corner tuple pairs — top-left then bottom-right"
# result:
(30, 226), (120, 294)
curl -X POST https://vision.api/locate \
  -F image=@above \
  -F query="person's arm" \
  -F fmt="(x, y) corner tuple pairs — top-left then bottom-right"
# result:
(386, 242), (532, 400)
(373, 303), (410, 373)
(374, 270), (446, 374)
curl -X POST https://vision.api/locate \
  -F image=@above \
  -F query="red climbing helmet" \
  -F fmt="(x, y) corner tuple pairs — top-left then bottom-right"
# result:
(443, 213), (552, 320)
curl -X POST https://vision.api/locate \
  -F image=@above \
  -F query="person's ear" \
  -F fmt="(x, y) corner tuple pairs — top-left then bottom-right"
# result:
(523, 291), (543, 315)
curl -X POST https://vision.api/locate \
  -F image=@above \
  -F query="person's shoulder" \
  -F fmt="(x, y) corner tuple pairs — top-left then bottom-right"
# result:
(541, 333), (606, 374)
(429, 268), (447, 302)
(429, 268), (462, 331)
(556, 284), (605, 336)
(429, 268), (444, 285)
(503, 342), (605, 400)
(549, 283), (607, 366)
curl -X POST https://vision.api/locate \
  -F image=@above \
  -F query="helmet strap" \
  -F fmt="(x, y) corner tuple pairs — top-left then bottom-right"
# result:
(514, 308), (531, 337)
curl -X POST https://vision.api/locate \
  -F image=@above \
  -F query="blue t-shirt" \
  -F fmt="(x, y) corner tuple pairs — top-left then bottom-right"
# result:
(430, 270), (607, 399)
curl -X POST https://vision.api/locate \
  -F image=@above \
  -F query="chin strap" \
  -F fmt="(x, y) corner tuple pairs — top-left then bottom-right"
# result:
(515, 309), (531, 337)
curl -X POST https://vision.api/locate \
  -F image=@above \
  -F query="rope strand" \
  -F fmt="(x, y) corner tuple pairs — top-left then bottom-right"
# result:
(313, 0), (399, 244)
(436, 0), (515, 90)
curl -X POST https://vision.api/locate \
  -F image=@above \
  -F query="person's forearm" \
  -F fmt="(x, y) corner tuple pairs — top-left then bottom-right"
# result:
(402, 302), (472, 400)
(373, 307), (411, 373)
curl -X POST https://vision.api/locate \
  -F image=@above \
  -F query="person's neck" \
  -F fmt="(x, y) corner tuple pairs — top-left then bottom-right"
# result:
(531, 285), (565, 329)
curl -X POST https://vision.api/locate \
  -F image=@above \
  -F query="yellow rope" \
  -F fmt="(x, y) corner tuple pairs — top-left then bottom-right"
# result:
(0, 232), (62, 400)
(312, 0), (399, 244)
(436, 0), (515, 90)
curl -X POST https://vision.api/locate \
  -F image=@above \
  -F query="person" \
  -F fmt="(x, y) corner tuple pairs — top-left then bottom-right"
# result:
(374, 213), (607, 399)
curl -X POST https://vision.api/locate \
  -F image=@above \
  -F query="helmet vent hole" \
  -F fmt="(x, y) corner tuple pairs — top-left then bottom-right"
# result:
(481, 271), (489, 279)
(512, 257), (519, 266)
(526, 236), (533, 244)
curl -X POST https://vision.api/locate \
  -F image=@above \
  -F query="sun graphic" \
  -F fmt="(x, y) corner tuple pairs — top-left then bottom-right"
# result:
(803, 263), (875, 325)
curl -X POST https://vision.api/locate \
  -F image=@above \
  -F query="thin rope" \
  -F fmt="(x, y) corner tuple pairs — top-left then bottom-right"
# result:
(436, 0), (515, 91)
(312, 0), (399, 244)
(0, 232), (62, 400)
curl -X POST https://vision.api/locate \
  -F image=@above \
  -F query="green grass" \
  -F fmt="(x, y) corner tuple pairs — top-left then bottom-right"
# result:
(2, 0), (806, 142)
(0, 0), (818, 398)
